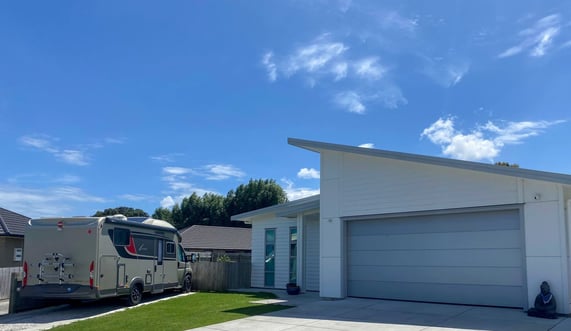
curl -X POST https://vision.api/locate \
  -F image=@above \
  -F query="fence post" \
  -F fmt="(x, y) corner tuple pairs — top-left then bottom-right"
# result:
(8, 272), (20, 314)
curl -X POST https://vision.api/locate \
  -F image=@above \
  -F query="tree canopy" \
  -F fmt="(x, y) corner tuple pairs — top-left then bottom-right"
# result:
(152, 178), (288, 229)
(92, 206), (149, 217)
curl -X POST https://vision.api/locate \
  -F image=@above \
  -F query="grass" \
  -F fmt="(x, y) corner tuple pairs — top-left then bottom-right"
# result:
(53, 292), (291, 331)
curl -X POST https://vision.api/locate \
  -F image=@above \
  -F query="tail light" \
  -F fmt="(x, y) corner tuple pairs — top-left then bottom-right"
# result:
(89, 261), (94, 288)
(23, 261), (28, 287)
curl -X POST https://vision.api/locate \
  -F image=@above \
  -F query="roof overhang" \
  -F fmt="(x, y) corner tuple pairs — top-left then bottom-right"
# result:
(288, 137), (571, 186)
(231, 194), (320, 223)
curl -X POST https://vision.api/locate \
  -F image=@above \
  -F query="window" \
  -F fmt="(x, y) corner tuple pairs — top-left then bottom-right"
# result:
(289, 227), (297, 284)
(165, 241), (176, 259)
(113, 228), (130, 246)
(264, 228), (276, 287)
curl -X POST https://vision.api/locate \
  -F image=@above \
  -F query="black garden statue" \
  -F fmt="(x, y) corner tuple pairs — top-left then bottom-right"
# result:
(527, 281), (557, 319)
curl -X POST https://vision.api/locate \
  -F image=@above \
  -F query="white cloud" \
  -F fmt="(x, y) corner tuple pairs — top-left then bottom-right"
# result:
(19, 134), (120, 166)
(297, 168), (320, 179)
(163, 166), (193, 176)
(354, 57), (385, 80)
(499, 14), (562, 58)
(56, 150), (89, 166)
(334, 91), (365, 114)
(0, 185), (105, 218)
(204, 164), (246, 180)
(421, 117), (565, 161)
(160, 196), (176, 208)
(359, 143), (375, 148)
(281, 178), (320, 201)
(562, 40), (571, 49)
(287, 35), (348, 75)
(263, 33), (408, 113)
(262, 51), (277, 82)
(331, 62), (348, 81)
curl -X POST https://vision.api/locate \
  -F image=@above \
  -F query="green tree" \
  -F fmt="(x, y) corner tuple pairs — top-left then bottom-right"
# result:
(92, 206), (149, 217)
(155, 178), (288, 229)
(495, 161), (520, 168)
(225, 179), (288, 219)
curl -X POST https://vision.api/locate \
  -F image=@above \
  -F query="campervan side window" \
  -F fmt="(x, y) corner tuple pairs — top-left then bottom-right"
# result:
(114, 228), (130, 246)
(165, 241), (176, 259)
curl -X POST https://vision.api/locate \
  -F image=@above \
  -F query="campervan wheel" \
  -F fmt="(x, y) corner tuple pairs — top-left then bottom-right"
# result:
(183, 274), (192, 292)
(128, 283), (143, 306)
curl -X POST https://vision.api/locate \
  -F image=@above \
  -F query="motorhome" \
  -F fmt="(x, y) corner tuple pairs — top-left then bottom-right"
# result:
(20, 215), (192, 305)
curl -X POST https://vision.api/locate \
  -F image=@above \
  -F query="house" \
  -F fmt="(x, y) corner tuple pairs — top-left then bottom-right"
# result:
(179, 225), (251, 261)
(232, 138), (571, 314)
(0, 207), (30, 267)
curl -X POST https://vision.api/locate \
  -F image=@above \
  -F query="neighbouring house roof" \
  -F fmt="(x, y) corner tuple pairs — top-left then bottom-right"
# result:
(179, 225), (252, 251)
(288, 137), (571, 186)
(0, 207), (31, 237)
(231, 194), (320, 222)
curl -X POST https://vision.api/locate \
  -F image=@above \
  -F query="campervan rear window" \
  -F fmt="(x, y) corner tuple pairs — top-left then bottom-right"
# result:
(114, 228), (130, 246)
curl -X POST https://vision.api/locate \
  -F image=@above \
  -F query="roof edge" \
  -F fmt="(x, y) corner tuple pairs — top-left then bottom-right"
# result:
(288, 138), (571, 185)
(231, 194), (320, 221)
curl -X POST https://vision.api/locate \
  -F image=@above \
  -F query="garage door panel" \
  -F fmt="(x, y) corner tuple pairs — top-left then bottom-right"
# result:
(349, 248), (523, 268)
(348, 265), (523, 286)
(347, 209), (524, 308)
(349, 210), (520, 236)
(350, 230), (521, 251)
(348, 281), (523, 308)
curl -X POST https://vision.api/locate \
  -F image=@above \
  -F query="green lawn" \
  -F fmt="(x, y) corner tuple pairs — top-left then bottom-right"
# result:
(53, 292), (291, 331)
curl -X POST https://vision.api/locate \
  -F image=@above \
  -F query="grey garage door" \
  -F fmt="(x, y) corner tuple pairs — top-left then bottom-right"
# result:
(347, 209), (524, 308)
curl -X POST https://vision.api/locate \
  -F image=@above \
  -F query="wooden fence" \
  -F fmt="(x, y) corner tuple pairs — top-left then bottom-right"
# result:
(0, 267), (21, 300)
(191, 261), (251, 292)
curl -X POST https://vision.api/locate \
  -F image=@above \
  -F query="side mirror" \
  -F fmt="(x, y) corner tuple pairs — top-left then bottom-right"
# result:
(189, 253), (198, 263)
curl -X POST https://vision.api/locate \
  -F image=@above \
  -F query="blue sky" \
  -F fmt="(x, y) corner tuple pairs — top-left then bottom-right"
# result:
(1, 1), (570, 218)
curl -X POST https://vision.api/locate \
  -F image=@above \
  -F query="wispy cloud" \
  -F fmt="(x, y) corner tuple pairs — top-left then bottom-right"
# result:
(204, 164), (246, 180)
(262, 33), (407, 113)
(377, 10), (419, 34)
(151, 153), (184, 163)
(262, 51), (277, 82)
(286, 34), (349, 76)
(359, 143), (375, 148)
(421, 117), (565, 161)
(422, 57), (470, 87)
(0, 185), (105, 218)
(20, 134), (122, 166)
(297, 168), (320, 179)
(281, 178), (319, 201)
(354, 57), (385, 80)
(334, 91), (365, 114)
(498, 14), (563, 58)
(118, 194), (152, 202)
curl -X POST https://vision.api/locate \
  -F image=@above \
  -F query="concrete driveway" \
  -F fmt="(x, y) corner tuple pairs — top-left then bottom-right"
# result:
(195, 290), (571, 331)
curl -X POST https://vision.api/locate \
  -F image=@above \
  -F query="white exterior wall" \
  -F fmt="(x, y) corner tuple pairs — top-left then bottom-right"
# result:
(250, 215), (296, 289)
(319, 150), (571, 313)
(522, 180), (570, 314)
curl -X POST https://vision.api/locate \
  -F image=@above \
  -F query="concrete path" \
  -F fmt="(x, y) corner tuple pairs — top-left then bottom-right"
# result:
(196, 290), (571, 331)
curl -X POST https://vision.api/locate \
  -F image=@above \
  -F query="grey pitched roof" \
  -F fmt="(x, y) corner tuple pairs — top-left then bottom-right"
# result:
(179, 225), (252, 251)
(231, 194), (320, 222)
(0, 207), (31, 237)
(288, 138), (571, 185)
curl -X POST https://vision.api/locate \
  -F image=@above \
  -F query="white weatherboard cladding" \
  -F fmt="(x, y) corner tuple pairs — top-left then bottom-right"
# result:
(304, 218), (320, 291)
(338, 153), (520, 216)
(250, 216), (296, 289)
(347, 209), (524, 307)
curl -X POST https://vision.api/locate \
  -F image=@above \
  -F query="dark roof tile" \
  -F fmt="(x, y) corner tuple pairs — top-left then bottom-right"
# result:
(0, 207), (31, 237)
(180, 225), (251, 251)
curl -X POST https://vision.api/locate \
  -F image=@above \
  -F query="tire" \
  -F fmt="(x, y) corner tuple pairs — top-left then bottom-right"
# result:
(183, 274), (192, 293)
(127, 283), (143, 306)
